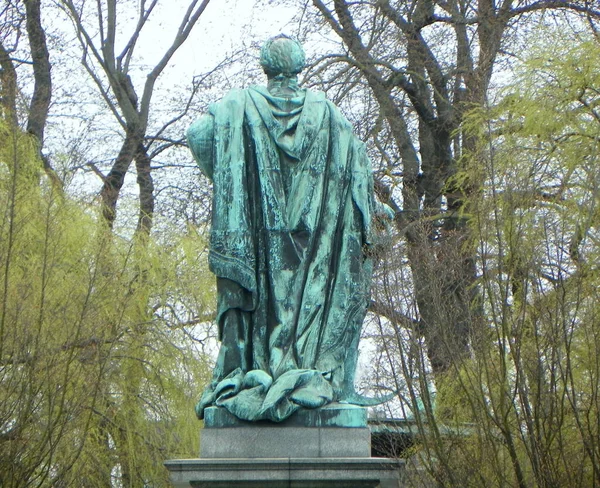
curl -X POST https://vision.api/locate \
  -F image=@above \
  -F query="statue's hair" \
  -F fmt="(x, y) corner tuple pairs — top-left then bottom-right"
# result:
(260, 35), (305, 78)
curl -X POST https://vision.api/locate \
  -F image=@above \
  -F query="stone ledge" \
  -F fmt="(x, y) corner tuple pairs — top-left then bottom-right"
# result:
(200, 426), (371, 458)
(165, 457), (404, 488)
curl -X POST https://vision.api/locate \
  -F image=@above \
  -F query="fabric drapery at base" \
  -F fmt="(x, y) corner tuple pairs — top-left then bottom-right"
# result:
(196, 368), (333, 422)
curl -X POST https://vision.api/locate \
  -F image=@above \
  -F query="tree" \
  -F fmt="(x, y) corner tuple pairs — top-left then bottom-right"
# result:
(0, 0), (61, 188)
(0, 116), (215, 486)
(304, 0), (600, 379)
(0, 2), (217, 484)
(366, 24), (600, 487)
(58, 0), (211, 235)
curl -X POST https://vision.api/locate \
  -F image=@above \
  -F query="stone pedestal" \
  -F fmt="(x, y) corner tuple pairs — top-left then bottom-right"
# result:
(200, 403), (371, 458)
(165, 404), (404, 487)
(165, 457), (404, 488)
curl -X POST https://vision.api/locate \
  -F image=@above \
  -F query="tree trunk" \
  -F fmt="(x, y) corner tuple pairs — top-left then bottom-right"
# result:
(100, 131), (142, 228)
(135, 144), (154, 236)
(24, 0), (62, 189)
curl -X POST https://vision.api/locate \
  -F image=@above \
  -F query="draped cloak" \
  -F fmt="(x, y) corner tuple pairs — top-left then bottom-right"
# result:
(187, 86), (377, 422)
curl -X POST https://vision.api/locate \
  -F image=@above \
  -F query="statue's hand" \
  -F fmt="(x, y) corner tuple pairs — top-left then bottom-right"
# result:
(375, 200), (395, 221)
(367, 199), (395, 258)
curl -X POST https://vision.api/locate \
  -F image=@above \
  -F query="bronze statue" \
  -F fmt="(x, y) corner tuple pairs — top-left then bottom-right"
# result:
(188, 35), (391, 422)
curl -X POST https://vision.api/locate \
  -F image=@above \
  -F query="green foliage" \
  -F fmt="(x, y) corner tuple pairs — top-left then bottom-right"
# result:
(399, 28), (600, 487)
(0, 121), (214, 487)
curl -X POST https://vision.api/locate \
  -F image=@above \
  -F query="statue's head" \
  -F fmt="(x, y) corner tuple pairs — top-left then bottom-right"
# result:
(260, 35), (305, 79)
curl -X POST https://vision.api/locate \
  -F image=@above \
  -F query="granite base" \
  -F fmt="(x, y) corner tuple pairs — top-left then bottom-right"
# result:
(165, 457), (404, 488)
(201, 425), (371, 458)
(166, 405), (404, 487)
(201, 404), (370, 458)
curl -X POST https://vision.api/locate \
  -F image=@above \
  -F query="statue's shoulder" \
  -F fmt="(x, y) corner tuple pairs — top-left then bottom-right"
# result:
(209, 88), (249, 119)
(248, 85), (267, 96)
(221, 88), (248, 102)
(298, 89), (353, 133)
(304, 88), (326, 100)
(303, 89), (337, 109)
(321, 97), (353, 131)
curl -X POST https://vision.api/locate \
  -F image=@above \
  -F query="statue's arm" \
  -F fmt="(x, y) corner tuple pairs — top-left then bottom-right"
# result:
(187, 114), (215, 180)
(374, 198), (395, 220)
(350, 137), (394, 250)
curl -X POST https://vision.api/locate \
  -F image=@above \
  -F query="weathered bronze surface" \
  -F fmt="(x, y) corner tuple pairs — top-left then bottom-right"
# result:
(188, 35), (391, 422)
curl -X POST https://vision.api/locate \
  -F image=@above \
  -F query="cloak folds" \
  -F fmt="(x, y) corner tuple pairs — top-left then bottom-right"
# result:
(188, 86), (377, 422)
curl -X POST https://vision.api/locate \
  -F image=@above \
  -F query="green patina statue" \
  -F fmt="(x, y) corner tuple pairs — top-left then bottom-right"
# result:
(188, 35), (392, 423)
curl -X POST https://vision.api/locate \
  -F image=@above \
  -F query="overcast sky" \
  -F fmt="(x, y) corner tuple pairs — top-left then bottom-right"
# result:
(156, 0), (299, 83)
